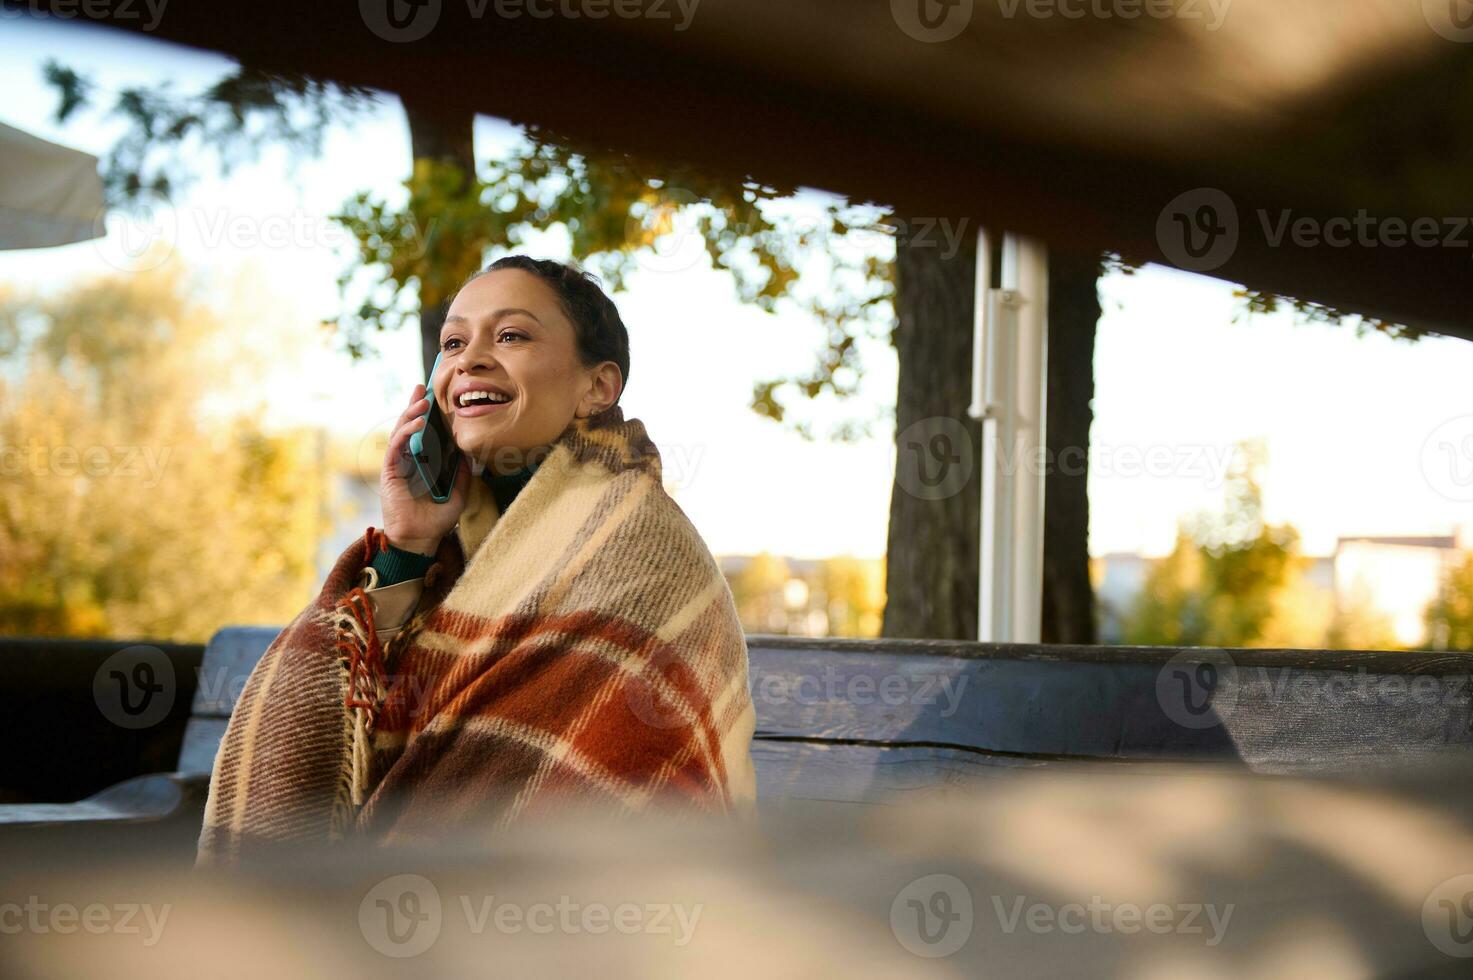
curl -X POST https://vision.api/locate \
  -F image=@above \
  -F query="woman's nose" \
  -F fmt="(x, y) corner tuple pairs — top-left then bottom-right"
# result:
(457, 329), (500, 372)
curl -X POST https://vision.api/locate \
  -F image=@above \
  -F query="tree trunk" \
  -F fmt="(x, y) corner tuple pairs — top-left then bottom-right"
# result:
(1040, 251), (1100, 644)
(881, 233), (1100, 643)
(402, 97), (477, 378)
(881, 224), (981, 640)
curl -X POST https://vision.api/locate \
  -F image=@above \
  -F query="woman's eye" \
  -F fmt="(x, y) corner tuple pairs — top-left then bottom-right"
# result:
(440, 330), (524, 350)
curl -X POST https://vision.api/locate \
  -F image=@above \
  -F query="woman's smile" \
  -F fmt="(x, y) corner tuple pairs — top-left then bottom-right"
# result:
(453, 397), (515, 419)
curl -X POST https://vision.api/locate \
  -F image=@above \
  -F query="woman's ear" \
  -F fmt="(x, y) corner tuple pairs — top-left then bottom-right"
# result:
(578, 361), (623, 417)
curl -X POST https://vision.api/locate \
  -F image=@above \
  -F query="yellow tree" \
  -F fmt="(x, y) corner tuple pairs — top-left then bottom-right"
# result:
(0, 258), (326, 642)
(1324, 584), (1401, 652)
(1256, 561), (1335, 650)
(1122, 440), (1338, 649)
(1426, 551), (1473, 651)
(821, 556), (886, 638)
(1122, 526), (1209, 647)
(727, 552), (793, 635)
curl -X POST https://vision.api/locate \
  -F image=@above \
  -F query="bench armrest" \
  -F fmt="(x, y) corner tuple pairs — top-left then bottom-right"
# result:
(0, 771), (210, 829)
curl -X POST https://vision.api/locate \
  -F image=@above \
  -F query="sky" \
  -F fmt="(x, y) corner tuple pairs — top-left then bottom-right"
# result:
(2, 15), (1471, 562)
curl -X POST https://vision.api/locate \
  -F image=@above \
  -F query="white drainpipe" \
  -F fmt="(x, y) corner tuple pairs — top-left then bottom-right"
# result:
(968, 231), (1049, 643)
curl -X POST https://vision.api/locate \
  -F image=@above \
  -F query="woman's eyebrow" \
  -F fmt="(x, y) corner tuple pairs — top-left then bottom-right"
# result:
(442, 308), (544, 332)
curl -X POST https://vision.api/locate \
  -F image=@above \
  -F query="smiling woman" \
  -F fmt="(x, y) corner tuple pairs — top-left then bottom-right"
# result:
(196, 256), (758, 868)
(436, 257), (631, 478)
(381, 257), (633, 558)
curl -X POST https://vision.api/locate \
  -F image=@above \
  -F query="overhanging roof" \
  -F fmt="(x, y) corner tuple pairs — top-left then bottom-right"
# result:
(22, 0), (1473, 341)
(0, 120), (104, 250)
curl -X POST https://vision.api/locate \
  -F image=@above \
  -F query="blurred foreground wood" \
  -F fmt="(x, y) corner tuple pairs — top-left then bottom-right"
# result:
(4, 755), (1473, 978)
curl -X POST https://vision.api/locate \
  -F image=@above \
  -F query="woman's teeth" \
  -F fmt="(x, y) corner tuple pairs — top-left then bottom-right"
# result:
(458, 391), (512, 407)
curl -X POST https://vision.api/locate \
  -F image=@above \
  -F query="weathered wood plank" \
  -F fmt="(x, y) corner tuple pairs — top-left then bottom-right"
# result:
(10, 624), (1473, 829)
(747, 642), (1473, 770)
(751, 738), (1067, 806)
(185, 629), (1473, 776)
(177, 717), (228, 778)
(748, 634), (1473, 673)
(189, 626), (283, 717)
(0, 773), (206, 828)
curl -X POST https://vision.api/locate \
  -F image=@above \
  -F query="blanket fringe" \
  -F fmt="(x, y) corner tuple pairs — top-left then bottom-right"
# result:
(336, 587), (385, 807)
(333, 526), (393, 811)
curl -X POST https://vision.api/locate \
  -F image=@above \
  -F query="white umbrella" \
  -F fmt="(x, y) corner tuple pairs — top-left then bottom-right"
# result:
(0, 120), (105, 250)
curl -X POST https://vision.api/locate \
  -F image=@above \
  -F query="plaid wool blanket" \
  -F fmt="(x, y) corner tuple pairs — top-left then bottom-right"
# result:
(196, 407), (758, 868)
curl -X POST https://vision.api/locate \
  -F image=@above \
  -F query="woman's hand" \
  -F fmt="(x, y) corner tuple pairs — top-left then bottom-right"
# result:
(380, 382), (471, 556)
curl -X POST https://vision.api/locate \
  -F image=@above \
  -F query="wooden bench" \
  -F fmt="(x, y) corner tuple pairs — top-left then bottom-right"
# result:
(3, 627), (1471, 837)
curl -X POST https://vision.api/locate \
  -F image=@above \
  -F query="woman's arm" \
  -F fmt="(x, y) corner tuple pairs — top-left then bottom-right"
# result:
(356, 545), (431, 642)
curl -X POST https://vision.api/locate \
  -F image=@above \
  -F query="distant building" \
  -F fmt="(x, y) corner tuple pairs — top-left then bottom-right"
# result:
(1092, 552), (1150, 644)
(1332, 525), (1472, 647)
(717, 554), (885, 637)
(1303, 555), (1336, 593)
(316, 471), (384, 579)
(1092, 525), (1468, 648)
(718, 554), (831, 636)
(718, 555), (827, 580)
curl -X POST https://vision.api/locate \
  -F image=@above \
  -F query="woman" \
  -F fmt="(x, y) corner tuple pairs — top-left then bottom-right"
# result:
(197, 256), (758, 868)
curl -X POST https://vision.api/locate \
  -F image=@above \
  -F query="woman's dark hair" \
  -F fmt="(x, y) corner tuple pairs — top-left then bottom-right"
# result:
(453, 256), (629, 404)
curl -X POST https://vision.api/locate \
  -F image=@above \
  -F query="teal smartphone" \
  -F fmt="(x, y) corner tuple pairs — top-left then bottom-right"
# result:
(407, 350), (462, 503)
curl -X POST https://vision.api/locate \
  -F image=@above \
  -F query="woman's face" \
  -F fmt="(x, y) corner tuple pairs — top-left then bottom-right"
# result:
(433, 269), (621, 474)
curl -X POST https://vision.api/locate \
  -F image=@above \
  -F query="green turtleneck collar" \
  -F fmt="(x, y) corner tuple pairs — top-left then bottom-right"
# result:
(482, 457), (541, 515)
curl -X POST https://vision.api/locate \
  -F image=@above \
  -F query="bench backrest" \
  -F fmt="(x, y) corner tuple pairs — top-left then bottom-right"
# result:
(182, 627), (1473, 804)
(180, 627), (282, 776)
